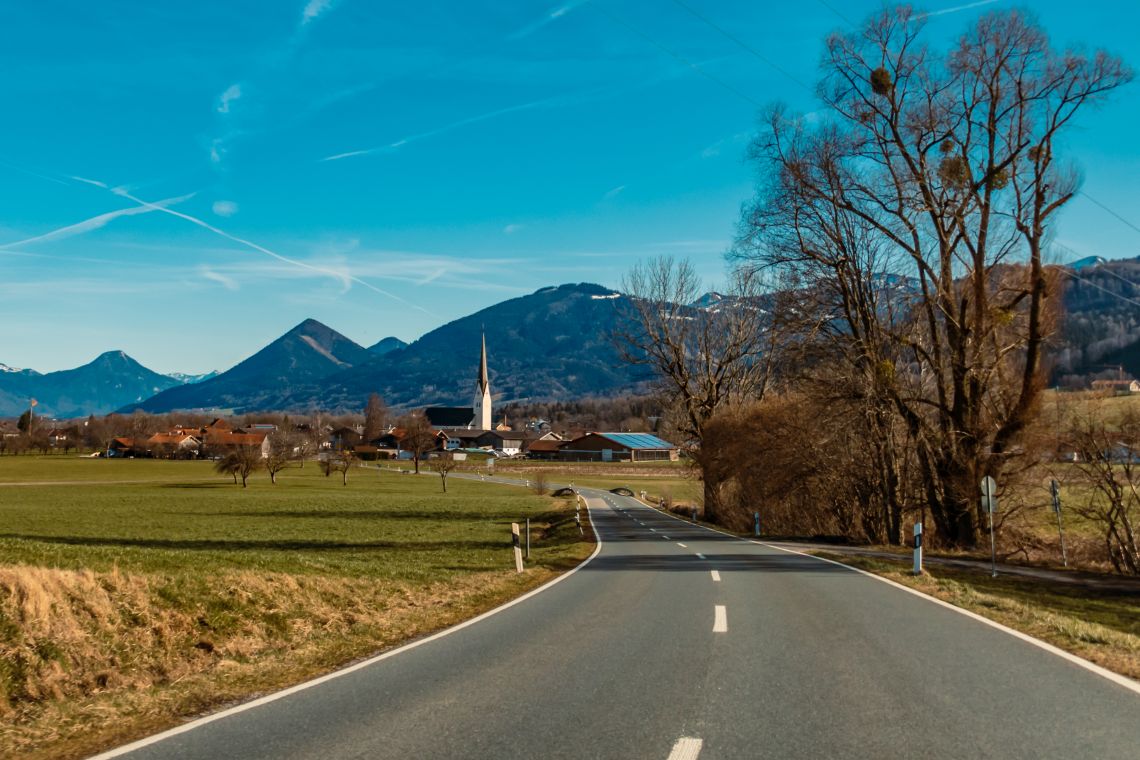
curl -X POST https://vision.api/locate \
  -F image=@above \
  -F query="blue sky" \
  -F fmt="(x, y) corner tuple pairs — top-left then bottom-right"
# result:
(1, 0), (1138, 373)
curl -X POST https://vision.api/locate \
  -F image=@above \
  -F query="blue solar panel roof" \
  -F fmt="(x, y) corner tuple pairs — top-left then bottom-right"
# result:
(597, 432), (674, 449)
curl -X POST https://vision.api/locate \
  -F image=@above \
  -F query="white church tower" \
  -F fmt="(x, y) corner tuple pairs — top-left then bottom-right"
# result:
(473, 333), (492, 430)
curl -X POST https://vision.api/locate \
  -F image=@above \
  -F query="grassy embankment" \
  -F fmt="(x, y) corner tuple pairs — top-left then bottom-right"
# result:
(0, 457), (592, 760)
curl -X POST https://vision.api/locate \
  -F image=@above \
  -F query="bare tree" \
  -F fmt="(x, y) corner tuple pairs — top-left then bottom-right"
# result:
(264, 433), (299, 484)
(735, 7), (1130, 546)
(398, 412), (437, 475)
(1061, 407), (1140, 575)
(362, 392), (389, 442)
(325, 449), (356, 486)
(215, 447), (261, 487)
(617, 256), (778, 522)
(430, 451), (459, 493)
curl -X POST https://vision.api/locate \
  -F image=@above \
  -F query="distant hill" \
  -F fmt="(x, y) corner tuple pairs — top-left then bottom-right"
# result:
(269, 283), (651, 412)
(0, 351), (181, 417)
(124, 319), (374, 413)
(1053, 256), (1140, 384)
(368, 337), (408, 356)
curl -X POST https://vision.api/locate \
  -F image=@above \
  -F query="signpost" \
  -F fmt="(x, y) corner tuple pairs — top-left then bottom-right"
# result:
(1050, 479), (1067, 567)
(913, 522), (923, 575)
(980, 475), (998, 577)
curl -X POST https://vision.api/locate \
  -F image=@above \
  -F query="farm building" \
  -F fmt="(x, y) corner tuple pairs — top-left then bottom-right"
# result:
(557, 432), (679, 462)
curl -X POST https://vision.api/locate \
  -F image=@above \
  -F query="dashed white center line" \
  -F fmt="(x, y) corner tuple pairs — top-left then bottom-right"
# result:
(667, 736), (703, 760)
(710, 570), (721, 582)
(650, 528), (657, 532)
(662, 535), (670, 540)
(677, 542), (687, 548)
(695, 553), (706, 560)
(713, 605), (727, 633)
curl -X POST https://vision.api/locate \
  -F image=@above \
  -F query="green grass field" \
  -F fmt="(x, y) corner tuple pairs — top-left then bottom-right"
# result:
(0, 456), (592, 760)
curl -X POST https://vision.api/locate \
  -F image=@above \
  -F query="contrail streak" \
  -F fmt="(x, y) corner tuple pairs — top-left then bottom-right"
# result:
(101, 185), (434, 315)
(914, 0), (1000, 20)
(0, 193), (194, 250)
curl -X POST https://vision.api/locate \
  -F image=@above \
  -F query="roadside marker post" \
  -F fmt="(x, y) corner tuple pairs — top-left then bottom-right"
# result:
(511, 523), (524, 573)
(981, 475), (998, 577)
(912, 522), (923, 575)
(525, 517), (530, 560)
(691, 507), (697, 522)
(754, 512), (760, 537)
(1050, 479), (1067, 567)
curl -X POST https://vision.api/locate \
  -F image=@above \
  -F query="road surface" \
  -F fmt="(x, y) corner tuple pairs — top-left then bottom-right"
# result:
(95, 487), (1140, 759)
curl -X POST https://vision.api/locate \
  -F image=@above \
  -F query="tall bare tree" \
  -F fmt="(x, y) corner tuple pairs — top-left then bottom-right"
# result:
(617, 256), (778, 522)
(362, 392), (389, 442)
(736, 7), (1130, 546)
(397, 412), (437, 475)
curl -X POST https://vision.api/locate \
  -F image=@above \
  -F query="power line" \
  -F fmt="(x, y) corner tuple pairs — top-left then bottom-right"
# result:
(1080, 190), (1140, 238)
(583, 0), (764, 108)
(813, 0), (856, 26)
(666, 0), (813, 93)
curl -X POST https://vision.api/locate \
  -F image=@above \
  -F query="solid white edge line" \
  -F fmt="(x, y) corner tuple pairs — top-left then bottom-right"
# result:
(88, 494), (605, 759)
(713, 604), (728, 633)
(667, 735), (704, 760)
(710, 570), (721, 582)
(628, 495), (1140, 697)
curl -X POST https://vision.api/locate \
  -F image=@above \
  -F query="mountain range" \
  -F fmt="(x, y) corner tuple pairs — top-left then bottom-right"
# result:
(123, 283), (648, 416)
(0, 351), (193, 417)
(7, 263), (1138, 419)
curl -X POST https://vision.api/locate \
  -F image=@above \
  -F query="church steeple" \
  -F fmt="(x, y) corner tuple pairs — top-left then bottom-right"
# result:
(474, 332), (492, 429)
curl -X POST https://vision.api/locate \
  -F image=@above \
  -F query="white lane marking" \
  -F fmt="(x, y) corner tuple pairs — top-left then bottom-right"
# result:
(662, 535), (670, 540)
(713, 605), (728, 633)
(710, 570), (721, 582)
(630, 489), (1140, 698)
(667, 736), (704, 760)
(89, 499), (607, 759)
(650, 528), (657, 532)
(695, 553), (706, 560)
(677, 542), (688, 548)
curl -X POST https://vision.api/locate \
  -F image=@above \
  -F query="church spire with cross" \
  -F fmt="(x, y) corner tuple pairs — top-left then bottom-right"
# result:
(473, 332), (492, 430)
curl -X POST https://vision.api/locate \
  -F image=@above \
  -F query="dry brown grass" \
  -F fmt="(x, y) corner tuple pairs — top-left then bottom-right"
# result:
(0, 561), (578, 759)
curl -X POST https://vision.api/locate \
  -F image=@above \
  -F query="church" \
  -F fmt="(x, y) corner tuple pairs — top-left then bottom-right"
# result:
(423, 333), (494, 431)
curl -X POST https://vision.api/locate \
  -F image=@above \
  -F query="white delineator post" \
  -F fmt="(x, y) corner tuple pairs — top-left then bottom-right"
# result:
(754, 512), (760, 537)
(511, 522), (523, 573)
(913, 522), (923, 575)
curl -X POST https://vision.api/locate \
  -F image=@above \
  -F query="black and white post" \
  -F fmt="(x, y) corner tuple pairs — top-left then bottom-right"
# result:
(754, 512), (760, 537)
(511, 522), (523, 573)
(913, 522), (923, 575)
(525, 517), (530, 560)
(981, 476), (998, 578)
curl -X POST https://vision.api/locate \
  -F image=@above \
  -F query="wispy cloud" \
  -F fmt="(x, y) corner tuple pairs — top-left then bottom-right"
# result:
(216, 83), (242, 114)
(201, 267), (240, 291)
(73, 179), (434, 315)
(914, 0), (1000, 20)
(603, 184), (626, 200)
(503, 224), (524, 234)
(0, 193), (194, 250)
(212, 200), (239, 217)
(301, 0), (337, 26)
(509, 1), (587, 40)
(322, 95), (563, 161)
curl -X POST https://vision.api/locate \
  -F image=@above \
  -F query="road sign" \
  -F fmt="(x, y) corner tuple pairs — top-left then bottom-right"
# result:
(980, 476), (998, 514)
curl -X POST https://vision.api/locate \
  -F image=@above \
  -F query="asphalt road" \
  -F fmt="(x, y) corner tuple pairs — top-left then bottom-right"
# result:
(95, 487), (1140, 760)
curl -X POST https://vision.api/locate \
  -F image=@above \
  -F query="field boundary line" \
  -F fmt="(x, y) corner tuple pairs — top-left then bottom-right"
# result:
(88, 495), (602, 759)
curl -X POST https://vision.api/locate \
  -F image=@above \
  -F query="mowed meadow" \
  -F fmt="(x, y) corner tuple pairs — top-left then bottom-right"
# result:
(0, 457), (593, 760)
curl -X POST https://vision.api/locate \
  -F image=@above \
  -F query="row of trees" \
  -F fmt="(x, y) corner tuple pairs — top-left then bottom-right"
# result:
(622, 7), (1132, 557)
